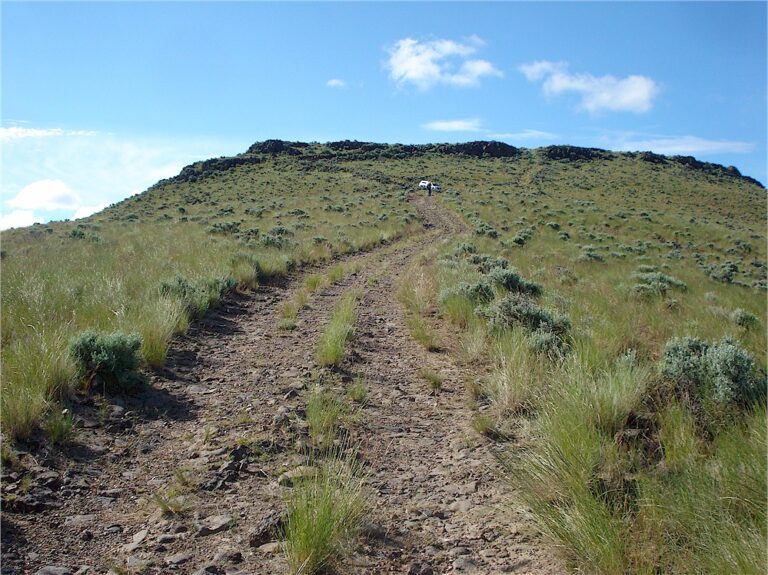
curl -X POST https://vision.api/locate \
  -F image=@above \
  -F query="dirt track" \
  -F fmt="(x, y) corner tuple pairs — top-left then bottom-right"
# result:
(2, 196), (561, 575)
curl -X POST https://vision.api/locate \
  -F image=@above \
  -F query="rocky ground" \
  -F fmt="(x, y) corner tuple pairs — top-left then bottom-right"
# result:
(1, 197), (563, 575)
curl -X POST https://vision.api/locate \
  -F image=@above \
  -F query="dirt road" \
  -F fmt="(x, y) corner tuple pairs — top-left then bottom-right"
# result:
(2, 196), (561, 575)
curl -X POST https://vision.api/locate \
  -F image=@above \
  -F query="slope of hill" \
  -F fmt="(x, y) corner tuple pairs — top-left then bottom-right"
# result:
(1, 141), (765, 574)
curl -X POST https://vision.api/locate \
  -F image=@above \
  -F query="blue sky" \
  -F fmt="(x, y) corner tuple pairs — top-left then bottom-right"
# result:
(2, 1), (765, 229)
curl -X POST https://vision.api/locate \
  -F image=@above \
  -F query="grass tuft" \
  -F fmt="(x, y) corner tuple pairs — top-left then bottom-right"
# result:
(283, 452), (367, 575)
(315, 291), (360, 367)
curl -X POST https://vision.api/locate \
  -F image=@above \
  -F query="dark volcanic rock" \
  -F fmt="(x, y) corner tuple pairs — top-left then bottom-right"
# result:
(542, 145), (612, 162)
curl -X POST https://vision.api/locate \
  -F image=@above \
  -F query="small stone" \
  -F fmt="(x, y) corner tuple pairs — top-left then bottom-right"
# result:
(248, 510), (286, 548)
(80, 530), (93, 541)
(407, 562), (434, 575)
(196, 514), (233, 537)
(35, 568), (73, 575)
(125, 556), (146, 570)
(156, 534), (182, 544)
(452, 558), (478, 571)
(272, 406), (290, 429)
(213, 547), (243, 564)
(256, 542), (281, 555)
(277, 465), (317, 487)
(192, 565), (224, 575)
(451, 547), (470, 556)
(165, 551), (193, 565)
(449, 500), (472, 513)
(64, 514), (96, 528)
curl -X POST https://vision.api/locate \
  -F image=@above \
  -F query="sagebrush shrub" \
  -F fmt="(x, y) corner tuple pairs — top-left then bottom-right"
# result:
(730, 308), (758, 330)
(69, 330), (143, 392)
(661, 336), (764, 407)
(487, 266), (542, 296)
(528, 329), (569, 359)
(481, 293), (570, 336)
(160, 276), (209, 316)
(707, 261), (739, 283)
(439, 281), (494, 305)
(469, 254), (510, 273)
(453, 242), (477, 255)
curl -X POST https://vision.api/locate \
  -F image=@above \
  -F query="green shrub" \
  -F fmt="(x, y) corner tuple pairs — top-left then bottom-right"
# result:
(661, 336), (765, 407)
(577, 245), (605, 262)
(487, 266), (542, 296)
(69, 330), (143, 392)
(731, 308), (759, 330)
(511, 227), (534, 246)
(528, 329), (568, 359)
(481, 293), (570, 337)
(469, 254), (509, 273)
(631, 271), (688, 298)
(708, 261), (739, 283)
(439, 281), (494, 306)
(453, 242), (477, 255)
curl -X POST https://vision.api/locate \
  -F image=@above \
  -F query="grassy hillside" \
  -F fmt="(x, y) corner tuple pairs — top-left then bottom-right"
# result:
(2, 140), (765, 573)
(2, 144), (421, 439)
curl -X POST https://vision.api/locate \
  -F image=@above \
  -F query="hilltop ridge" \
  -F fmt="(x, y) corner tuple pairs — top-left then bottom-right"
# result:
(161, 139), (764, 189)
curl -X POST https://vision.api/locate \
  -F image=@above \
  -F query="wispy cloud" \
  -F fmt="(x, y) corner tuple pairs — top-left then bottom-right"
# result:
(488, 129), (559, 141)
(615, 134), (754, 155)
(0, 126), (98, 142)
(387, 36), (502, 90)
(422, 118), (484, 132)
(325, 78), (347, 89)
(520, 60), (659, 114)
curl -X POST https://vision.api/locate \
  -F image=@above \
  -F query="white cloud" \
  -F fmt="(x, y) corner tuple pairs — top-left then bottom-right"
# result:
(386, 37), (502, 90)
(616, 135), (753, 155)
(519, 60), (567, 82)
(422, 118), (484, 132)
(2, 127), (243, 227)
(520, 60), (658, 113)
(0, 210), (41, 230)
(488, 129), (559, 141)
(0, 126), (98, 142)
(326, 78), (347, 88)
(6, 179), (81, 211)
(73, 203), (109, 220)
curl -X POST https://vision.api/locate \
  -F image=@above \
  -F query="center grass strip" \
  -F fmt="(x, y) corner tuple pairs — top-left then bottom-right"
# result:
(283, 452), (366, 575)
(315, 290), (362, 367)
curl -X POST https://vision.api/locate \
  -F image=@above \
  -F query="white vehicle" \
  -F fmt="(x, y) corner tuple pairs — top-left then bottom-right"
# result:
(431, 183), (441, 192)
(418, 180), (431, 189)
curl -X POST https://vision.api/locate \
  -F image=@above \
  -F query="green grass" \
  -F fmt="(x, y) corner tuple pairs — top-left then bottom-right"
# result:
(315, 291), (361, 367)
(45, 408), (76, 446)
(280, 289), (310, 321)
(2, 141), (765, 573)
(418, 367), (444, 391)
(283, 453), (367, 575)
(405, 316), (440, 351)
(405, 148), (765, 574)
(304, 274), (325, 293)
(2, 149), (420, 441)
(326, 264), (345, 284)
(305, 387), (347, 448)
(348, 377), (367, 404)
